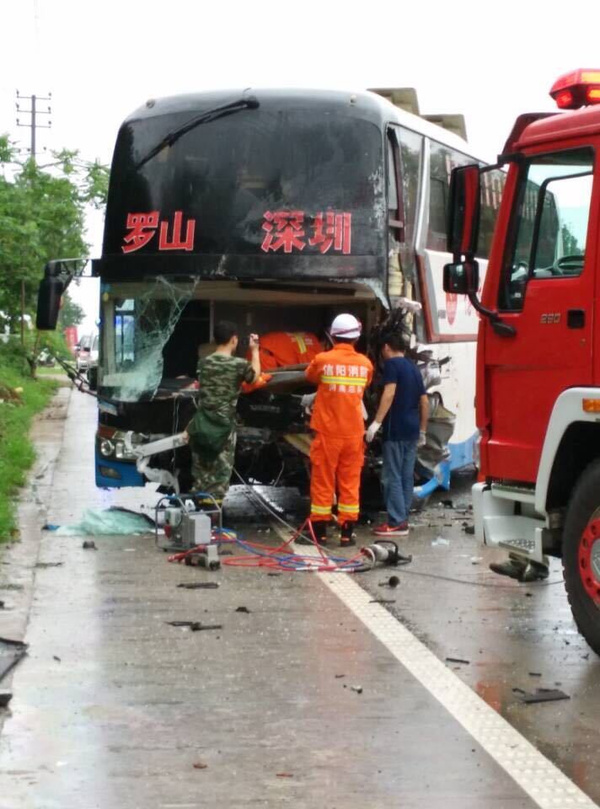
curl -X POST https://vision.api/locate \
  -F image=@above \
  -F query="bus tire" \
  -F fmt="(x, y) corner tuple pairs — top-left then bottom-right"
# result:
(562, 458), (600, 657)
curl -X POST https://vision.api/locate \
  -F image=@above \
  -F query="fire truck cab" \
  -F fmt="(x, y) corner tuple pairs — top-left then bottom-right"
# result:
(444, 69), (600, 655)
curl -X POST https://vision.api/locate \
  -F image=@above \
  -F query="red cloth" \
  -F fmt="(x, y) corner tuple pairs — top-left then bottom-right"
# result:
(249, 332), (322, 371)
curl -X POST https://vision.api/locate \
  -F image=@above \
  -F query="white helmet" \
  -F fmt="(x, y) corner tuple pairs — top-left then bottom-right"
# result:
(330, 313), (362, 340)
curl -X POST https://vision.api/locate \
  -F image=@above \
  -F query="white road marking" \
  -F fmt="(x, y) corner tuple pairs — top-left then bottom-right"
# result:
(272, 525), (598, 809)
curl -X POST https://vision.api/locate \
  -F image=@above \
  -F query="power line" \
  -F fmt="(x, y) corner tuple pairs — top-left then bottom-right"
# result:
(16, 90), (52, 160)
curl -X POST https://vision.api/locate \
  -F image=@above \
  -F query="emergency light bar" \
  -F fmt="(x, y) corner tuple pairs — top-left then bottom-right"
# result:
(550, 69), (600, 110)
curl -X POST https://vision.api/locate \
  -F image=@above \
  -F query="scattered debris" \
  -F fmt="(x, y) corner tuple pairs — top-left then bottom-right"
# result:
(432, 537), (450, 547)
(193, 762), (208, 770)
(518, 688), (570, 704)
(276, 772), (294, 778)
(0, 601), (4, 609)
(335, 674), (345, 679)
(525, 592), (533, 598)
(190, 623), (222, 632)
(379, 575), (400, 588)
(177, 582), (220, 590)
(167, 620), (222, 631)
(528, 672), (542, 677)
(53, 656), (61, 663)
(0, 637), (28, 683)
(44, 507), (155, 537)
(267, 572), (281, 577)
(470, 557), (482, 565)
(351, 685), (363, 694)
(441, 499), (454, 508)
(82, 541), (97, 550)
(446, 657), (470, 665)
(235, 606), (251, 613)
(0, 692), (12, 708)
(512, 687), (526, 695)
(464, 526), (475, 535)
(369, 599), (396, 605)
(35, 562), (63, 568)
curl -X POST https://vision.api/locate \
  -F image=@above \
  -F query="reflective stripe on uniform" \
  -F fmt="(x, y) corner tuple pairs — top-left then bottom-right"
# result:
(338, 503), (359, 513)
(310, 504), (332, 515)
(321, 376), (368, 386)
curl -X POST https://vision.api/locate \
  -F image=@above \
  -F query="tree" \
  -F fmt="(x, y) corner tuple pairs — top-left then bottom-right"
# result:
(0, 135), (109, 324)
(57, 291), (85, 329)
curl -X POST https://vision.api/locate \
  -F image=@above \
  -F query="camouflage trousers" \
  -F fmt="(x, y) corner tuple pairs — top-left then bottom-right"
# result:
(191, 431), (236, 502)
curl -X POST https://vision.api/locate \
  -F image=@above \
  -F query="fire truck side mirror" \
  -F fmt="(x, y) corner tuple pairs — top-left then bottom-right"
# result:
(443, 260), (479, 295)
(36, 275), (64, 331)
(447, 164), (481, 257)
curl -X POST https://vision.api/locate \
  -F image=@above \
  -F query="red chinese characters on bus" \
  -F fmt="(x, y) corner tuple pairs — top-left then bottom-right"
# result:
(122, 211), (196, 254)
(261, 211), (306, 254)
(261, 210), (352, 254)
(309, 211), (352, 255)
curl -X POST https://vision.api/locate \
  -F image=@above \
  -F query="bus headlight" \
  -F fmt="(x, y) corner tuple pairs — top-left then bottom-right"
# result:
(100, 439), (115, 457)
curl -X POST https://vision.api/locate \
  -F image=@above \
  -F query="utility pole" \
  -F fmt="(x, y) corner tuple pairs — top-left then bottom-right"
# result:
(16, 91), (52, 160)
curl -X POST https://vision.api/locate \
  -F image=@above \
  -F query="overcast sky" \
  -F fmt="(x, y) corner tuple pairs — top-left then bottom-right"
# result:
(2, 0), (599, 332)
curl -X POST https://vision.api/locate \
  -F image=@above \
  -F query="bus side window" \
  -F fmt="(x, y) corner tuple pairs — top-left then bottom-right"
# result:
(387, 131), (403, 241)
(397, 127), (423, 252)
(427, 140), (472, 252)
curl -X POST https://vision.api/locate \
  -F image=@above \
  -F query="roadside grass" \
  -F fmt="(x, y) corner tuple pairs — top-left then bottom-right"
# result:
(36, 366), (68, 377)
(0, 354), (58, 543)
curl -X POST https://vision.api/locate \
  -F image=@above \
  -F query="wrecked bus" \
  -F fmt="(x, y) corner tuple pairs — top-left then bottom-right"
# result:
(36, 88), (498, 494)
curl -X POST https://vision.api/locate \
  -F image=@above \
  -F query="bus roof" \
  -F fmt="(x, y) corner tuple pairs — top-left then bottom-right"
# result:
(124, 87), (476, 157)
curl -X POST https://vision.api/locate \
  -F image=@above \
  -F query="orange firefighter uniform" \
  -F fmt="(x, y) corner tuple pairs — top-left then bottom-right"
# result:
(305, 343), (373, 525)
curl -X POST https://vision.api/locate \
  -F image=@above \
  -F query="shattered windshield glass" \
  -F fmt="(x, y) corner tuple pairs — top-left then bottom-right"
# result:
(99, 277), (198, 402)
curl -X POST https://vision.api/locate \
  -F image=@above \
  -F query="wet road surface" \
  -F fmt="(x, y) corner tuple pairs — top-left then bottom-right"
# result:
(0, 389), (599, 807)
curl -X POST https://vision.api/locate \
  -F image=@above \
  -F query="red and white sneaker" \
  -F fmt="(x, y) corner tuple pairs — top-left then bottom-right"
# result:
(372, 522), (409, 537)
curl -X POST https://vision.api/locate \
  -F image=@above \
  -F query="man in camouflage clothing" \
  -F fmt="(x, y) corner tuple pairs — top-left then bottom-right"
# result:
(187, 321), (260, 502)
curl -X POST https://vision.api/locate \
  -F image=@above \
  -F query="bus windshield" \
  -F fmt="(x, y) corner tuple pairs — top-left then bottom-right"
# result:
(104, 109), (385, 257)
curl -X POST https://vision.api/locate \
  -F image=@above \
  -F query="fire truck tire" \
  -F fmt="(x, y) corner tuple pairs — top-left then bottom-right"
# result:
(562, 459), (600, 657)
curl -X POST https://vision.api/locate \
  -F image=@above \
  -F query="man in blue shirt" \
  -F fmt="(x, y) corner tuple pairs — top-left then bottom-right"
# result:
(366, 334), (429, 536)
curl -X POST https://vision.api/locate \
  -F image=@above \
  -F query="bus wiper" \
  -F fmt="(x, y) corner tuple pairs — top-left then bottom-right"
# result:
(135, 96), (259, 171)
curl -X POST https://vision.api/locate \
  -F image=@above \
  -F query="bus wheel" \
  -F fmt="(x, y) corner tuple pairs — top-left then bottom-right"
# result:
(563, 459), (600, 656)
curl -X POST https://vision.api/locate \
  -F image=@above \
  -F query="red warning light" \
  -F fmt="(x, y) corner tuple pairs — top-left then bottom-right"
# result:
(550, 69), (600, 110)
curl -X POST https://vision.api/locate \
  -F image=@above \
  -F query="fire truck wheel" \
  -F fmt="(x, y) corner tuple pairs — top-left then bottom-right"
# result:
(563, 459), (600, 657)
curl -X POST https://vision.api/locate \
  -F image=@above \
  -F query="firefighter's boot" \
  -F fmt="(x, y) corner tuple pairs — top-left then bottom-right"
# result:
(340, 522), (357, 548)
(297, 520), (328, 546)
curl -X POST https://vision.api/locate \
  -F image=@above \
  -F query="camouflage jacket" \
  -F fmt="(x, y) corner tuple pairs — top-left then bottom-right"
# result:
(197, 353), (255, 425)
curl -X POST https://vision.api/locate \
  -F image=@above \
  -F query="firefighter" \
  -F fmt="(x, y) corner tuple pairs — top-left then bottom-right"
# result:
(303, 313), (373, 547)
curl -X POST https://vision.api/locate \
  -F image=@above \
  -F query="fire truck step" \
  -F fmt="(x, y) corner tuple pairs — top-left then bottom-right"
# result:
(484, 516), (546, 564)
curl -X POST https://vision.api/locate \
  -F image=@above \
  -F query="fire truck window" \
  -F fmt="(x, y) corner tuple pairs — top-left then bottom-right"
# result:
(500, 148), (594, 311)
(478, 168), (506, 258)
(426, 140), (472, 251)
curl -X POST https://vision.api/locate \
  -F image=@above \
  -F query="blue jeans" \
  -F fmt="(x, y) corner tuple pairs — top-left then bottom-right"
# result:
(382, 440), (418, 525)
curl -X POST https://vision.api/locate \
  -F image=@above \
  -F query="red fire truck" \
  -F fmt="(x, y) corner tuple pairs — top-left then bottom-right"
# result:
(444, 69), (600, 655)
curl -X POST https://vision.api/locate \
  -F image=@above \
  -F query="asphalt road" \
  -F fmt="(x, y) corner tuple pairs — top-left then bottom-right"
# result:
(0, 388), (599, 808)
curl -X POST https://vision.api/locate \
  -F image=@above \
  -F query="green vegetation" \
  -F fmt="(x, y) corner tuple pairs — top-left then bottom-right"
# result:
(0, 343), (58, 542)
(0, 135), (109, 541)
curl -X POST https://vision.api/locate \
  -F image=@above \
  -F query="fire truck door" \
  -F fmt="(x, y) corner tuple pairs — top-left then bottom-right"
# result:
(483, 147), (597, 483)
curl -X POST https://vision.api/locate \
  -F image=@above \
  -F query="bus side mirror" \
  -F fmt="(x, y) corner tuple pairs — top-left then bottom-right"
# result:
(447, 164), (481, 257)
(36, 276), (65, 331)
(443, 260), (480, 295)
